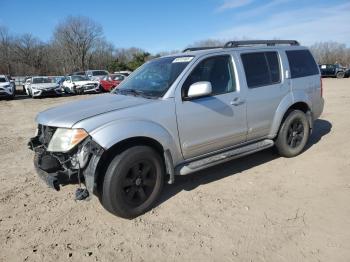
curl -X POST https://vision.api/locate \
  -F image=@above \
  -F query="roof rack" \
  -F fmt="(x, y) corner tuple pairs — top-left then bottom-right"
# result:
(182, 46), (222, 52)
(182, 40), (300, 53)
(224, 40), (300, 48)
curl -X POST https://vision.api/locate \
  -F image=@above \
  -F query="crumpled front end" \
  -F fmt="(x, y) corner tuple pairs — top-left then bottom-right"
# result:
(28, 124), (104, 198)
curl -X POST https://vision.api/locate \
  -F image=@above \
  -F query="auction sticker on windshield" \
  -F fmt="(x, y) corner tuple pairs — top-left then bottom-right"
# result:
(172, 57), (194, 63)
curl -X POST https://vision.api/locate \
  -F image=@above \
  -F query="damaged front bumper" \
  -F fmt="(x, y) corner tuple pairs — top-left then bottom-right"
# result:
(28, 134), (104, 198)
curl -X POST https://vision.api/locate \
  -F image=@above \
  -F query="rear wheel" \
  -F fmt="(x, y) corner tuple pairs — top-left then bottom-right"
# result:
(275, 110), (310, 157)
(101, 146), (164, 219)
(336, 71), (345, 79)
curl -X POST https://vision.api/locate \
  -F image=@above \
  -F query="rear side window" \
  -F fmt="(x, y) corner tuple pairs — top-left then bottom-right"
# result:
(286, 50), (319, 78)
(241, 52), (280, 88)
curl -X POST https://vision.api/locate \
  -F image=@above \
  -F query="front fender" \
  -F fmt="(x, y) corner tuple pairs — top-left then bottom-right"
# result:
(268, 91), (312, 138)
(89, 119), (182, 164)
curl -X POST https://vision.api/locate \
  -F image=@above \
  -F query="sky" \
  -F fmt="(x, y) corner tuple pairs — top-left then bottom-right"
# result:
(1, 0), (350, 53)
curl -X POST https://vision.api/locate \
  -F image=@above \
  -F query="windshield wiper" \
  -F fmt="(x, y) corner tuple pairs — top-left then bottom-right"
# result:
(115, 88), (156, 99)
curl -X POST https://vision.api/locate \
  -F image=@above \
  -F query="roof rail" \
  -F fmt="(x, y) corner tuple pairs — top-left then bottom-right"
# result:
(182, 46), (222, 52)
(224, 40), (300, 48)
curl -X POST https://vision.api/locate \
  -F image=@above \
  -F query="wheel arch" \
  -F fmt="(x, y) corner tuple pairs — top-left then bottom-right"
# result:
(269, 94), (312, 139)
(94, 136), (168, 198)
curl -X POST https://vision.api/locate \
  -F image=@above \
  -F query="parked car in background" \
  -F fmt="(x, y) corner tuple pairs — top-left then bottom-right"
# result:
(114, 70), (132, 76)
(86, 70), (109, 81)
(53, 76), (65, 85)
(6, 75), (16, 90)
(99, 74), (126, 92)
(319, 64), (348, 78)
(29, 40), (324, 218)
(0, 75), (15, 99)
(24, 76), (62, 98)
(62, 75), (100, 94)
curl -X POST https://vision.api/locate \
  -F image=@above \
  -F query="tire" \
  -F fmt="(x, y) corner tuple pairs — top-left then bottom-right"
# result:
(275, 110), (310, 158)
(101, 146), (164, 219)
(9, 87), (15, 99)
(336, 71), (345, 79)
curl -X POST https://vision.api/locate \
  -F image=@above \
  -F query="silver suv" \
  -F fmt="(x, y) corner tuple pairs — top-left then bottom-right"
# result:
(29, 40), (324, 218)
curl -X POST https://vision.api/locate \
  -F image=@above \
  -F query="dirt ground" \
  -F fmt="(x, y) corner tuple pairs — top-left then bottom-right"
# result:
(0, 79), (349, 262)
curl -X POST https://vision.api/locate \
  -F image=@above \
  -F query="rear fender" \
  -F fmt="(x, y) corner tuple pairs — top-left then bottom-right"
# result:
(268, 92), (312, 138)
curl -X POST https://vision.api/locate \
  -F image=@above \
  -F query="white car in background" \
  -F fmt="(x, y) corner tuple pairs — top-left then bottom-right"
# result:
(24, 76), (62, 98)
(0, 75), (15, 99)
(86, 70), (109, 81)
(62, 75), (100, 94)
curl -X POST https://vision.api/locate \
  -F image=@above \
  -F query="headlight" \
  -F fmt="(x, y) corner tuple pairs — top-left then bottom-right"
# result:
(47, 128), (88, 152)
(4, 84), (10, 88)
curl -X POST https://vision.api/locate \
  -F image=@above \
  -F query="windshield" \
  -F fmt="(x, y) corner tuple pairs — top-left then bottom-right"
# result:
(92, 70), (108, 76)
(32, 77), (54, 84)
(0, 77), (7, 83)
(72, 75), (89, 81)
(114, 56), (193, 97)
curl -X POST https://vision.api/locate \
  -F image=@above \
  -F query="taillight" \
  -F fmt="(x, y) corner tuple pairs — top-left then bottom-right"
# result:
(320, 77), (323, 98)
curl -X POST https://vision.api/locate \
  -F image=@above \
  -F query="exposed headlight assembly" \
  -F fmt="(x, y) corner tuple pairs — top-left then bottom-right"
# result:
(47, 128), (88, 152)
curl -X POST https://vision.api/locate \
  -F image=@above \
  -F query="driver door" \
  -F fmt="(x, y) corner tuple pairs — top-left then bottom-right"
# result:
(175, 55), (247, 160)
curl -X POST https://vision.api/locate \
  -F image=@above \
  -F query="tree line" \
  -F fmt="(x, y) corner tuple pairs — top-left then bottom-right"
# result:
(0, 16), (159, 76)
(1, 16), (349, 76)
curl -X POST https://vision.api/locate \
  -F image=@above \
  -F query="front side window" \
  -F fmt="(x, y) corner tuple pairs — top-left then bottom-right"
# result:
(182, 55), (236, 97)
(241, 51), (281, 88)
(0, 77), (7, 83)
(286, 50), (319, 78)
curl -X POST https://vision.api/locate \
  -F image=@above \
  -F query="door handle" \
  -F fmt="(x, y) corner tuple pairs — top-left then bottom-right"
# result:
(230, 98), (246, 106)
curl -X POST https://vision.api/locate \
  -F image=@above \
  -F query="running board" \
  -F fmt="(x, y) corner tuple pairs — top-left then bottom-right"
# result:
(176, 139), (274, 176)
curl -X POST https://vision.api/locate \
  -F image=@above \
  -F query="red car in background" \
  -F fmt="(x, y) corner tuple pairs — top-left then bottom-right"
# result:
(99, 74), (126, 92)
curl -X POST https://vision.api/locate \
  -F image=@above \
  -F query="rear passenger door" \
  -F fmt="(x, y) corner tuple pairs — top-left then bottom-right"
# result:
(239, 50), (289, 140)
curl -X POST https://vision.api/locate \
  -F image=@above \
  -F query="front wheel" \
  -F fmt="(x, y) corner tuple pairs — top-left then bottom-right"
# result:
(101, 146), (164, 219)
(275, 110), (310, 158)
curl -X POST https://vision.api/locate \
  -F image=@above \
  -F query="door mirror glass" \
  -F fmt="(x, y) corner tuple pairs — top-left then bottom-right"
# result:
(187, 81), (212, 99)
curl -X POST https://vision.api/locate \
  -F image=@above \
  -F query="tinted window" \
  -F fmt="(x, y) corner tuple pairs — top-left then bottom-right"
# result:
(183, 55), (236, 97)
(32, 77), (54, 84)
(0, 77), (7, 83)
(286, 50), (319, 78)
(92, 70), (108, 76)
(241, 52), (280, 88)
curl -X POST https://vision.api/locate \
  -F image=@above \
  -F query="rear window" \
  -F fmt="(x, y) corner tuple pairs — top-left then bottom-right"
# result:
(92, 71), (108, 76)
(286, 50), (319, 78)
(241, 51), (281, 88)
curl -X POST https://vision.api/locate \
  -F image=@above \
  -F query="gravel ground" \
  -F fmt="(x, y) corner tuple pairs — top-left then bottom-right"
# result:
(0, 79), (349, 262)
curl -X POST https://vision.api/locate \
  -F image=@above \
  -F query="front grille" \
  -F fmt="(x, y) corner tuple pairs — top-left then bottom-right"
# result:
(38, 125), (57, 146)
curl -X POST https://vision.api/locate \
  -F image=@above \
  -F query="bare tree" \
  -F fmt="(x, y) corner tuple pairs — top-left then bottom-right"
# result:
(53, 16), (103, 71)
(0, 26), (13, 74)
(310, 42), (349, 66)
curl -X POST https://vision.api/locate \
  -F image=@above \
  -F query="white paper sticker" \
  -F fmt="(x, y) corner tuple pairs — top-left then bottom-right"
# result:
(321, 65), (326, 69)
(172, 57), (194, 63)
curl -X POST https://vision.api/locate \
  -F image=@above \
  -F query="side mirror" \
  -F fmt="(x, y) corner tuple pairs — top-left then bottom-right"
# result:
(187, 81), (212, 99)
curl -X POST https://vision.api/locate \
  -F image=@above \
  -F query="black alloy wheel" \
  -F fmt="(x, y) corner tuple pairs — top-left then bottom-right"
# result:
(121, 160), (157, 207)
(286, 119), (304, 148)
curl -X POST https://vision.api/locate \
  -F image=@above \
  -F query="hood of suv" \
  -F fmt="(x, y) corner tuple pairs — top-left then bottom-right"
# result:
(36, 94), (151, 128)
